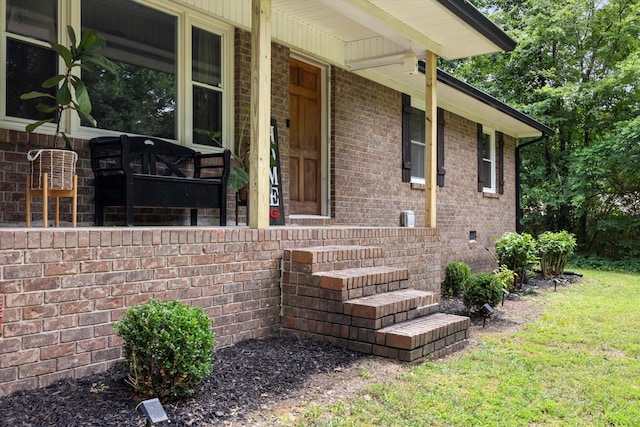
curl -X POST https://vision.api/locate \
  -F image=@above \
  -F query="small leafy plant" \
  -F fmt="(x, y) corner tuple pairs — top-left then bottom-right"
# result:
(443, 261), (471, 296)
(494, 232), (537, 289)
(463, 272), (503, 314)
(20, 25), (116, 149)
(195, 106), (251, 191)
(113, 299), (216, 400)
(537, 230), (577, 278)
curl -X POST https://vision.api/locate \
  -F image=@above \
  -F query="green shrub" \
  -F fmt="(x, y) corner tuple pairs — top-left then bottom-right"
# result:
(463, 272), (503, 314)
(493, 265), (517, 292)
(494, 232), (537, 288)
(537, 231), (577, 278)
(443, 261), (471, 296)
(114, 299), (215, 399)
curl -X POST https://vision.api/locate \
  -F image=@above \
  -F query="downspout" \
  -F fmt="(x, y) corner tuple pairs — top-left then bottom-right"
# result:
(515, 135), (547, 233)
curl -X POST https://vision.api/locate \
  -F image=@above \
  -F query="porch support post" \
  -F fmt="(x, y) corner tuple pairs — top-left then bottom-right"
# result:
(424, 50), (437, 227)
(249, 0), (272, 228)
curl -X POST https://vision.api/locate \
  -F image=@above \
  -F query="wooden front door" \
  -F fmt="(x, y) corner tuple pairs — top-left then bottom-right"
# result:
(289, 58), (322, 215)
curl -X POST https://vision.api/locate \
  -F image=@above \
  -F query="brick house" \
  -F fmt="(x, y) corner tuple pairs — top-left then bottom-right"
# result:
(0, 0), (552, 395)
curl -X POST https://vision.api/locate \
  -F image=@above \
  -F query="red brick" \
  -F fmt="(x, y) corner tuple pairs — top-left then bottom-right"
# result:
(23, 304), (57, 319)
(19, 360), (56, 378)
(40, 343), (76, 360)
(60, 327), (93, 343)
(22, 332), (59, 349)
(94, 297), (124, 310)
(24, 277), (60, 292)
(44, 262), (78, 276)
(0, 338), (21, 354)
(78, 311), (110, 326)
(80, 260), (110, 273)
(3, 264), (42, 279)
(76, 337), (107, 353)
(1, 348), (39, 368)
(43, 315), (78, 331)
(0, 367), (17, 383)
(56, 353), (90, 370)
(2, 320), (42, 337)
(60, 300), (93, 315)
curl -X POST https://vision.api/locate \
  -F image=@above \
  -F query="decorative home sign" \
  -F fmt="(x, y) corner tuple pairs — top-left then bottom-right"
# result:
(269, 119), (285, 225)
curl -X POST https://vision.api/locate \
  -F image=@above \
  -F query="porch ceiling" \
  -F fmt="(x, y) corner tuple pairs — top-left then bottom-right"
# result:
(273, 0), (514, 62)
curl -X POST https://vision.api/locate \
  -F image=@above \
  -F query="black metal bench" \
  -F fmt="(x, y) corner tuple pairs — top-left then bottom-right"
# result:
(90, 135), (230, 226)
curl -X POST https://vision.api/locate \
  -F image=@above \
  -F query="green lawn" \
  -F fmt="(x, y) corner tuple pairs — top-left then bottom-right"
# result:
(293, 270), (640, 426)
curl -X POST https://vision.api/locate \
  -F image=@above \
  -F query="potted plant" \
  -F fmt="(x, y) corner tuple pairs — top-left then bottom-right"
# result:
(21, 25), (115, 191)
(195, 105), (251, 193)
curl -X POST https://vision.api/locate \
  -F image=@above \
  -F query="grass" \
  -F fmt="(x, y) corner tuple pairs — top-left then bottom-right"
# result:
(292, 270), (640, 426)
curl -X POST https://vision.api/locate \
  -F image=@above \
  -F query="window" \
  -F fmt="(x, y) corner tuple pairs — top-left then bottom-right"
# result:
(3, 0), (233, 149)
(5, 0), (58, 121)
(401, 94), (445, 185)
(477, 124), (498, 193)
(410, 107), (425, 182)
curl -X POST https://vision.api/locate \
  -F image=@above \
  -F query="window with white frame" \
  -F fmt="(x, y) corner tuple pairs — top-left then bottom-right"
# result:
(410, 106), (425, 182)
(481, 129), (496, 192)
(3, 0), (232, 149)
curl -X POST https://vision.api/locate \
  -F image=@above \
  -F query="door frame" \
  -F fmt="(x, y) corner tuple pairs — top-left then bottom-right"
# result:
(289, 53), (330, 218)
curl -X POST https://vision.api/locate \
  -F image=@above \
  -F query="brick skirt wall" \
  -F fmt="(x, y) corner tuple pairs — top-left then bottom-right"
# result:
(0, 226), (439, 396)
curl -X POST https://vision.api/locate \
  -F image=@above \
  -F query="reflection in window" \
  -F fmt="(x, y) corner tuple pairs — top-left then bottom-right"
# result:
(82, 0), (177, 138)
(192, 27), (223, 147)
(410, 107), (425, 180)
(5, 0), (57, 120)
(482, 132), (495, 191)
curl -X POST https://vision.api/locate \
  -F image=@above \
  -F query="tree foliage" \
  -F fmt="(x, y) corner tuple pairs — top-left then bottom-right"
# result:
(444, 0), (640, 260)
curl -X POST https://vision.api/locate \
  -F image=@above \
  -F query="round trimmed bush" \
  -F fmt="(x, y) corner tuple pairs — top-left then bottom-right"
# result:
(463, 272), (503, 314)
(443, 261), (471, 296)
(114, 299), (215, 399)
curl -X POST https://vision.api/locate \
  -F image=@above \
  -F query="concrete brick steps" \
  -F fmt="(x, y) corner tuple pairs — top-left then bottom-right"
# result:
(373, 313), (470, 362)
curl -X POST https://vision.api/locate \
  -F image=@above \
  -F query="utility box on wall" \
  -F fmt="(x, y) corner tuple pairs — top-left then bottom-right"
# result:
(400, 210), (415, 227)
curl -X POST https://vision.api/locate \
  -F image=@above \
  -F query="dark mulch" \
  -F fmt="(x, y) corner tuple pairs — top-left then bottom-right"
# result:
(0, 337), (364, 427)
(439, 274), (582, 326)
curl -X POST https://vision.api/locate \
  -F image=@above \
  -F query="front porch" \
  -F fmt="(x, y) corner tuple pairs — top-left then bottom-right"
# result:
(0, 225), (441, 396)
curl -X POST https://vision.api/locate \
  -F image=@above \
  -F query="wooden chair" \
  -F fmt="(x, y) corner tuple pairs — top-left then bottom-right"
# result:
(26, 173), (77, 227)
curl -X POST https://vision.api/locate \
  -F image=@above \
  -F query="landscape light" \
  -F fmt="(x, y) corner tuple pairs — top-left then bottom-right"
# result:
(501, 288), (510, 306)
(553, 278), (560, 291)
(480, 303), (495, 327)
(137, 398), (168, 426)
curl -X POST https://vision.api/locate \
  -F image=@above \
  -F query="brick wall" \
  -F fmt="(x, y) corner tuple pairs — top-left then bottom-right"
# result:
(330, 68), (423, 226)
(0, 226), (439, 396)
(436, 111), (517, 272)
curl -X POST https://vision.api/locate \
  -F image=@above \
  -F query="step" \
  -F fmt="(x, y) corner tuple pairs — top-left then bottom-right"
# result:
(373, 313), (470, 362)
(288, 245), (383, 264)
(313, 266), (409, 291)
(344, 289), (438, 319)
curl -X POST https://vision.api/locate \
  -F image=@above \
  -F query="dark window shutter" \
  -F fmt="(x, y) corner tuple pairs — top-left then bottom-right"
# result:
(437, 107), (445, 187)
(477, 123), (484, 192)
(401, 94), (412, 182)
(498, 131), (505, 194)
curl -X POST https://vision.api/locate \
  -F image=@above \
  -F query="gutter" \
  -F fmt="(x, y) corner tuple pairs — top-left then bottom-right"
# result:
(436, 0), (517, 52)
(434, 68), (556, 136)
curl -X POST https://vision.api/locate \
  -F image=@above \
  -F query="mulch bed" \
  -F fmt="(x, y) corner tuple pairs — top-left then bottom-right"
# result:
(0, 337), (364, 427)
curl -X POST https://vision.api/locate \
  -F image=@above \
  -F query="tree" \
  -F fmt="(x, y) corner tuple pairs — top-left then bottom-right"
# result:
(443, 0), (640, 259)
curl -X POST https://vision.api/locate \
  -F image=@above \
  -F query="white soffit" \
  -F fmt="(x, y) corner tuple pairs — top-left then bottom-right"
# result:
(272, 0), (510, 62)
(357, 65), (544, 138)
